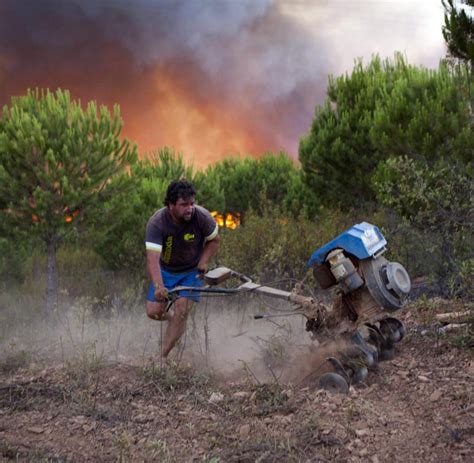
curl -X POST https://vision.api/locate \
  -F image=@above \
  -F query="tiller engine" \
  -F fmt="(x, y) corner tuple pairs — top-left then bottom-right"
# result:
(169, 222), (411, 393)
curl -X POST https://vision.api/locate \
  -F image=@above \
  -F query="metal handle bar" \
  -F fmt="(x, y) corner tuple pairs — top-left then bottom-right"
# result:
(163, 267), (319, 322)
(168, 286), (246, 296)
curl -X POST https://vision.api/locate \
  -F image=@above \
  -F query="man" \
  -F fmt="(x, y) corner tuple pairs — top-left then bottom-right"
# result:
(145, 179), (220, 362)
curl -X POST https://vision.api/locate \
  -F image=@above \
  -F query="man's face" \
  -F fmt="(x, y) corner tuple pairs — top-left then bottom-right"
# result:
(169, 196), (195, 222)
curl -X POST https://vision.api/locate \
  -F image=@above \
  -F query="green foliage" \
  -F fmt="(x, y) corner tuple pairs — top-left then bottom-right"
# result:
(449, 257), (474, 299)
(443, 0), (474, 67)
(204, 152), (302, 216)
(193, 167), (225, 212)
(374, 156), (473, 296)
(216, 206), (354, 284)
(299, 54), (472, 210)
(0, 88), (137, 245)
(0, 237), (32, 285)
(442, 1), (474, 158)
(375, 215), (440, 282)
(374, 156), (473, 233)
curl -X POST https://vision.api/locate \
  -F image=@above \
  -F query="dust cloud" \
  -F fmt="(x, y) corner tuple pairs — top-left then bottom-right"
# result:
(0, 291), (335, 384)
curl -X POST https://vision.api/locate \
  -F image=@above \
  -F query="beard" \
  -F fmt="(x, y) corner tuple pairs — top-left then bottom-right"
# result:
(178, 209), (194, 222)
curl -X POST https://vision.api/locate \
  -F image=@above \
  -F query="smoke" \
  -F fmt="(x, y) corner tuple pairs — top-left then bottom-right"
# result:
(0, 0), (445, 166)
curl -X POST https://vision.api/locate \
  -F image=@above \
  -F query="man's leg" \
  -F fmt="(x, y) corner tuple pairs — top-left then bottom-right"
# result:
(146, 300), (173, 363)
(146, 300), (170, 321)
(161, 297), (194, 359)
(146, 270), (199, 360)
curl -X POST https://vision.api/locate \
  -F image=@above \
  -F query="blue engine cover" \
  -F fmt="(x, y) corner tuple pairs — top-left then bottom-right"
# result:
(307, 222), (387, 267)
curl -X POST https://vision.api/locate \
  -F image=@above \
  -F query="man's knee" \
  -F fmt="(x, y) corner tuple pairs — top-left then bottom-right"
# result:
(175, 299), (194, 319)
(146, 301), (166, 321)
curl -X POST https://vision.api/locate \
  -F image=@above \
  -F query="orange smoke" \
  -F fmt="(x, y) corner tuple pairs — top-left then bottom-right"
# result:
(0, 1), (305, 168)
(123, 70), (273, 168)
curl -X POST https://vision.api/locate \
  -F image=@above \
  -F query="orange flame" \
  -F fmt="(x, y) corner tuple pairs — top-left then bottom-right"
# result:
(64, 208), (79, 223)
(210, 211), (241, 230)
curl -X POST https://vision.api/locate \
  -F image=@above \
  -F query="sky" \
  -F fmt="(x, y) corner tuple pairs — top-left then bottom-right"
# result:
(0, 0), (447, 167)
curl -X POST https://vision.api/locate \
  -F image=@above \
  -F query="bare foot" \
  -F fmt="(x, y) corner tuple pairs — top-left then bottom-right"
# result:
(159, 357), (169, 370)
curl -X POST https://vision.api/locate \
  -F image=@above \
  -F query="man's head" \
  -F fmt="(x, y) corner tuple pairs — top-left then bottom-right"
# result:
(165, 179), (196, 222)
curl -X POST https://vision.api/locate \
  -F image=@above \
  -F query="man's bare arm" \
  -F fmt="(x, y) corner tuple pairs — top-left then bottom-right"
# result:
(146, 250), (169, 300)
(197, 235), (221, 273)
(147, 250), (163, 285)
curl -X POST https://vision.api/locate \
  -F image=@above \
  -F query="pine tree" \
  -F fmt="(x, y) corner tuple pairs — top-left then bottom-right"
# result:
(299, 54), (472, 210)
(443, 0), (474, 67)
(0, 89), (137, 316)
(207, 153), (301, 216)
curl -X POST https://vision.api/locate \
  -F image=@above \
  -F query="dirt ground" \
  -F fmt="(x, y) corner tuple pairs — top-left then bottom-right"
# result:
(1, 299), (473, 462)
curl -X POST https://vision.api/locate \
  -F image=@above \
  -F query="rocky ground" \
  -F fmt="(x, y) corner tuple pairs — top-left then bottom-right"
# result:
(0, 299), (473, 462)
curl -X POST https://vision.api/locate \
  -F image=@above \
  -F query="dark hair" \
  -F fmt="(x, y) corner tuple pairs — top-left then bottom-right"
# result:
(164, 179), (196, 206)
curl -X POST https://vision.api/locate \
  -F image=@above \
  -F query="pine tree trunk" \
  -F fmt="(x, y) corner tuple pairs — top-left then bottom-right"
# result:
(45, 238), (58, 319)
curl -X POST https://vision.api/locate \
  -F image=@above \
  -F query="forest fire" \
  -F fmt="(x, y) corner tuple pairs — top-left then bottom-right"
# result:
(210, 211), (241, 230)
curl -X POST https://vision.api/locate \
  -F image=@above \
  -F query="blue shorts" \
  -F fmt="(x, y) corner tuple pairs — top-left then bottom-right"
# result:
(147, 268), (204, 303)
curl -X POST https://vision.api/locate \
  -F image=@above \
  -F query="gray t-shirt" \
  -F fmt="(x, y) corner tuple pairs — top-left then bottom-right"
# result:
(145, 205), (218, 272)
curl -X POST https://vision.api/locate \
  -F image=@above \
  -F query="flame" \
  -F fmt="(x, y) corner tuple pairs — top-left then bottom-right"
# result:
(64, 208), (79, 223)
(30, 208), (79, 223)
(210, 211), (241, 230)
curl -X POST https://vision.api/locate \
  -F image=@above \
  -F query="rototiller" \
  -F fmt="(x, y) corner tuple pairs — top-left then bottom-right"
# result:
(168, 222), (411, 393)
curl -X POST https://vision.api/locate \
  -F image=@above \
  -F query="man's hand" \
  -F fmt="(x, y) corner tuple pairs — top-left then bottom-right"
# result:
(197, 262), (208, 275)
(154, 284), (169, 302)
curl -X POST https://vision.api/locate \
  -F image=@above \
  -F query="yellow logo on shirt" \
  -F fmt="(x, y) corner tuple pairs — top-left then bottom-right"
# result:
(163, 236), (173, 263)
(184, 233), (195, 241)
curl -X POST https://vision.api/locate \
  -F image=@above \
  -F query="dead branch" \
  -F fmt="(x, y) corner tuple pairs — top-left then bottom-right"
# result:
(435, 310), (473, 324)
